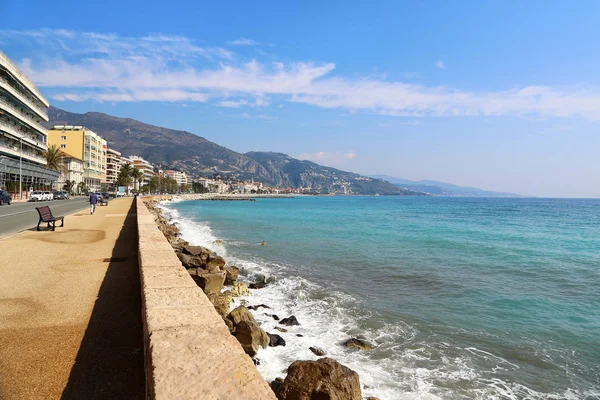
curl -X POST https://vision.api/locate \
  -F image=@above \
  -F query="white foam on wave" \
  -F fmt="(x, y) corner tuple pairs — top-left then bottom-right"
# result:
(160, 201), (597, 400)
(229, 255), (419, 400)
(159, 202), (225, 256)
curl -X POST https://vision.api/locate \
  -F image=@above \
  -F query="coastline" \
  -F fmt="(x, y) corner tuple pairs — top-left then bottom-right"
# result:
(143, 196), (375, 399)
(150, 195), (600, 400)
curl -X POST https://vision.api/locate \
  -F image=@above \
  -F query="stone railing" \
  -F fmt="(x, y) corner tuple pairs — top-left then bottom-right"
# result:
(0, 75), (48, 121)
(136, 197), (276, 399)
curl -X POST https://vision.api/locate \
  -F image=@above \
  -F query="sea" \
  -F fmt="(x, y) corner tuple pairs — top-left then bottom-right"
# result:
(160, 196), (600, 400)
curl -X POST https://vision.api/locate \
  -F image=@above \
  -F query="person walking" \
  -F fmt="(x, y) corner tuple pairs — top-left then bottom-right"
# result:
(89, 192), (98, 215)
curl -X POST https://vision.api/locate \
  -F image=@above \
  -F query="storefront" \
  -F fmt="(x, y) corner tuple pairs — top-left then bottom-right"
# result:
(0, 155), (59, 199)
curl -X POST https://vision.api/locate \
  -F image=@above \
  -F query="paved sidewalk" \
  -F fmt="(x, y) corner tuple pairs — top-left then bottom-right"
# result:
(0, 198), (145, 400)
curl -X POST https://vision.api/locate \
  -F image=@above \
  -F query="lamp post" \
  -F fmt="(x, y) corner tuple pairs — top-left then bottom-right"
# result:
(19, 137), (22, 201)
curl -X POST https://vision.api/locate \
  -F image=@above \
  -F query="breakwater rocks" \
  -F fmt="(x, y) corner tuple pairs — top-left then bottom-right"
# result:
(145, 199), (371, 399)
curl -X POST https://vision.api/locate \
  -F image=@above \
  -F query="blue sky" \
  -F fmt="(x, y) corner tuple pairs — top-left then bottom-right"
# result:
(1, 0), (599, 197)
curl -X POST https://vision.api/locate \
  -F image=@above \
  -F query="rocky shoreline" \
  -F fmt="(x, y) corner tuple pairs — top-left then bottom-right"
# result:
(144, 198), (380, 400)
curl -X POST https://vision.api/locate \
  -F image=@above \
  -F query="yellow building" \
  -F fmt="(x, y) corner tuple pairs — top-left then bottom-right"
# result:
(47, 125), (107, 192)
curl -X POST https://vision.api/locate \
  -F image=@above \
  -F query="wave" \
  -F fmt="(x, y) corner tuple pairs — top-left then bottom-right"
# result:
(159, 200), (598, 400)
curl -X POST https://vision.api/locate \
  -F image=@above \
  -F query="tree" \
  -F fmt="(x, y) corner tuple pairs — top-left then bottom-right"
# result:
(131, 168), (143, 190)
(117, 164), (133, 188)
(63, 180), (75, 194)
(77, 181), (87, 195)
(149, 175), (160, 193)
(44, 144), (66, 173)
(192, 182), (209, 194)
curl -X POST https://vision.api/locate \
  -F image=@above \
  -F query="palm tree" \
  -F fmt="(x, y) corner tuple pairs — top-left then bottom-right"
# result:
(131, 168), (143, 190)
(44, 144), (66, 173)
(117, 164), (133, 188)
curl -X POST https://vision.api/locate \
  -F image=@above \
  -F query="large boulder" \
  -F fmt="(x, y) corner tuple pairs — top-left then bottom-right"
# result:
(276, 358), (362, 400)
(161, 224), (179, 243)
(183, 245), (211, 258)
(249, 274), (267, 289)
(193, 271), (225, 295)
(181, 245), (226, 271)
(342, 338), (373, 351)
(230, 282), (251, 297)
(222, 317), (234, 332)
(178, 253), (205, 269)
(227, 306), (256, 326)
(205, 254), (226, 271)
(267, 333), (286, 347)
(309, 346), (326, 356)
(279, 316), (300, 326)
(207, 292), (232, 317)
(223, 265), (240, 285)
(233, 320), (269, 356)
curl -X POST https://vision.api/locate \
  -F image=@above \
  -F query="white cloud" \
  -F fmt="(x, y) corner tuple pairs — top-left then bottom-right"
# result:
(297, 151), (357, 167)
(228, 38), (259, 46)
(435, 60), (446, 69)
(217, 95), (270, 108)
(240, 112), (274, 120)
(5, 29), (600, 120)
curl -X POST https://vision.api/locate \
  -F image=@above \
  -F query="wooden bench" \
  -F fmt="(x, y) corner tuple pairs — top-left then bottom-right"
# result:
(36, 206), (64, 231)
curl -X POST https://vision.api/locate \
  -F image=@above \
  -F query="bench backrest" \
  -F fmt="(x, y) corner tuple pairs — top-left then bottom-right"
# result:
(36, 206), (54, 221)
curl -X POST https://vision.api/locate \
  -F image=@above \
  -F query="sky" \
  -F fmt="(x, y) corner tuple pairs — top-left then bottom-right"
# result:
(1, 0), (599, 197)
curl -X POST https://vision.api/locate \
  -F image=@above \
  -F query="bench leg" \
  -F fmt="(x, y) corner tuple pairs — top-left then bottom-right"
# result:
(60, 219), (64, 227)
(37, 220), (41, 231)
(51, 221), (56, 231)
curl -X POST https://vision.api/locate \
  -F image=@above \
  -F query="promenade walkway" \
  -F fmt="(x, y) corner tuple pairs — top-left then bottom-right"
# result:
(0, 198), (145, 399)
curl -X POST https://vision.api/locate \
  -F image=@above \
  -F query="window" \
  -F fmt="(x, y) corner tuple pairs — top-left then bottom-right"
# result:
(61, 136), (66, 140)
(60, 144), (66, 149)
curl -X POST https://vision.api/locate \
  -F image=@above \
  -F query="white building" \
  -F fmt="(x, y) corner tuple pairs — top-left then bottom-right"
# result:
(0, 50), (59, 195)
(164, 170), (188, 187)
(105, 147), (122, 185)
(129, 155), (154, 187)
(57, 153), (84, 194)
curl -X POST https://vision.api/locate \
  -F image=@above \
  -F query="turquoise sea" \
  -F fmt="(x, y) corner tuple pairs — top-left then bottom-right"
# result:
(163, 197), (600, 399)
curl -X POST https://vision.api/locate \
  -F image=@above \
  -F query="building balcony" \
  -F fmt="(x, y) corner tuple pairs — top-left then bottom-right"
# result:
(0, 139), (45, 164)
(0, 75), (48, 121)
(0, 96), (47, 136)
(0, 50), (49, 108)
(0, 119), (47, 151)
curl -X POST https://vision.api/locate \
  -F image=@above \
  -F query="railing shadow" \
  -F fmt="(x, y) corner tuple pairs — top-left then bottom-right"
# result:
(61, 200), (145, 400)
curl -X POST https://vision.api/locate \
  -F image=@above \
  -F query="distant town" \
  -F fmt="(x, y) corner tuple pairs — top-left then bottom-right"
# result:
(0, 50), (316, 200)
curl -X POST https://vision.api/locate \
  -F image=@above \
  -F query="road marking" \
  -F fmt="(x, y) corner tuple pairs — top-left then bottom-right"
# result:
(0, 200), (88, 218)
(0, 210), (33, 218)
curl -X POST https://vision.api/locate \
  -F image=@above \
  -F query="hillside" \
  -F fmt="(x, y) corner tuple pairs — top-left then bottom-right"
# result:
(46, 107), (423, 195)
(370, 175), (520, 197)
(246, 152), (424, 195)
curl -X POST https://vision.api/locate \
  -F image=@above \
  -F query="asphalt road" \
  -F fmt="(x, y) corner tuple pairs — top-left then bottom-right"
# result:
(0, 197), (90, 238)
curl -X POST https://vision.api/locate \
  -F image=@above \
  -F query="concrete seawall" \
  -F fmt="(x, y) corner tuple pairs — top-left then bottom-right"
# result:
(136, 197), (277, 399)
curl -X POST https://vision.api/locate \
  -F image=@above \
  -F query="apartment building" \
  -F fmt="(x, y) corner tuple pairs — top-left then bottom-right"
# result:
(0, 50), (59, 194)
(105, 147), (122, 185)
(129, 155), (154, 187)
(163, 170), (188, 187)
(47, 125), (107, 192)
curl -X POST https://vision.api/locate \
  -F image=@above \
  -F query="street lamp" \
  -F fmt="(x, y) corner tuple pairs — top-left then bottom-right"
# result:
(19, 137), (22, 201)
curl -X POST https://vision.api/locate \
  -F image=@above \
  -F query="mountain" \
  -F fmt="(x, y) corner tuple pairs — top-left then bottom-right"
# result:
(45, 107), (423, 195)
(370, 175), (520, 197)
(246, 152), (424, 195)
